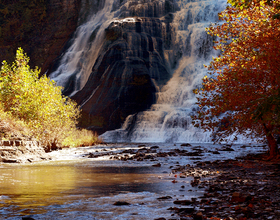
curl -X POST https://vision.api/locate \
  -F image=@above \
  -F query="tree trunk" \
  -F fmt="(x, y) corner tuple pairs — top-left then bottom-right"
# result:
(263, 123), (278, 158)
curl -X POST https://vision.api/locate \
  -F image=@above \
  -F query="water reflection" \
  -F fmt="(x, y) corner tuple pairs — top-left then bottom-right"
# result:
(0, 164), (77, 195)
(0, 161), (175, 219)
(73, 166), (166, 195)
(0, 163), (78, 217)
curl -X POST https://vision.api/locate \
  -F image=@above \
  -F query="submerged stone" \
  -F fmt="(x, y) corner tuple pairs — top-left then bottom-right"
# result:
(113, 201), (131, 206)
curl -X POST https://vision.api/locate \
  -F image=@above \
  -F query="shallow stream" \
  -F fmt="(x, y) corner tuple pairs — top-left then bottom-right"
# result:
(0, 143), (265, 219)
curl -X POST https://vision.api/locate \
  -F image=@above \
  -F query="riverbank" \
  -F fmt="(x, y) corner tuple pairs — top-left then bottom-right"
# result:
(1, 142), (279, 219)
(0, 139), (51, 163)
(82, 143), (280, 220)
(171, 154), (280, 220)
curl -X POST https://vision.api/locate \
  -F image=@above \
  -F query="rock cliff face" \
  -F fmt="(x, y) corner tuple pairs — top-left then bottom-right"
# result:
(0, 0), (81, 74)
(56, 0), (180, 133)
(0, 0), (180, 134)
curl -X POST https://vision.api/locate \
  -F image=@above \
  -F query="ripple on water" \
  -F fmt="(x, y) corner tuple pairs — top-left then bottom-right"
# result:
(0, 143), (265, 219)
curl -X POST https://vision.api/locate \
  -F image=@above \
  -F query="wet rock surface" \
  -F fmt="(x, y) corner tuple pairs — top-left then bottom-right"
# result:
(86, 144), (205, 162)
(83, 143), (280, 220)
(113, 201), (131, 206)
(170, 156), (280, 220)
(70, 0), (180, 133)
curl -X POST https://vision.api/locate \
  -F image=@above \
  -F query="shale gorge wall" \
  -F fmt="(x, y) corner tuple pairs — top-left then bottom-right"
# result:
(0, 0), (226, 142)
(0, 0), (180, 134)
(0, 0), (81, 74)
(50, 0), (181, 134)
(0, 139), (50, 163)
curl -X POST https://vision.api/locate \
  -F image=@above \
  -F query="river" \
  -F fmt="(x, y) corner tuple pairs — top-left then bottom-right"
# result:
(0, 143), (265, 220)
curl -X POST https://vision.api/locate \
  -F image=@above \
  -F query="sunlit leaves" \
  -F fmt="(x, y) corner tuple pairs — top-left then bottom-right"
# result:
(194, 0), (280, 145)
(0, 48), (80, 146)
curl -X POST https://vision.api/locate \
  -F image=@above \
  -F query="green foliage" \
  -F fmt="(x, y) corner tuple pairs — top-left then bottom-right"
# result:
(62, 129), (101, 148)
(0, 48), (85, 147)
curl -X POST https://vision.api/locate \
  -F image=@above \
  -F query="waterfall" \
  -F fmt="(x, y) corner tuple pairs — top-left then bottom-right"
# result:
(50, 0), (228, 143)
(49, 0), (117, 96)
(101, 0), (227, 143)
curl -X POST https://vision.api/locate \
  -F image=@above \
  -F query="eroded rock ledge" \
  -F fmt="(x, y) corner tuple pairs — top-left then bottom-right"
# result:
(0, 140), (51, 163)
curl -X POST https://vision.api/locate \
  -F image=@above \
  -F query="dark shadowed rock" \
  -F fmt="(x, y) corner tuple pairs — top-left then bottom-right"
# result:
(231, 192), (246, 203)
(152, 163), (161, 167)
(22, 216), (35, 220)
(193, 212), (203, 220)
(151, 145), (159, 149)
(173, 200), (193, 205)
(68, 1), (179, 133)
(0, 0), (81, 74)
(180, 143), (192, 147)
(113, 201), (130, 206)
(157, 196), (172, 200)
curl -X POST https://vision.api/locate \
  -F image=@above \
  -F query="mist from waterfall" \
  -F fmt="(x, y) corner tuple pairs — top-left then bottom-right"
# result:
(101, 0), (228, 143)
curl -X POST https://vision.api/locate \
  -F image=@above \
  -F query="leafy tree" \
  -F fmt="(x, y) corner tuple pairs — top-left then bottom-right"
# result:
(0, 48), (80, 148)
(194, 0), (280, 158)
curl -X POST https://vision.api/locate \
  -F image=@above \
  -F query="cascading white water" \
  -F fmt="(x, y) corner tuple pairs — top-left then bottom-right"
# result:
(50, 0), (231, 143)
(101, 0), (227, 143)
(49, 0), (118, 96)
(49, 0), (169, 96)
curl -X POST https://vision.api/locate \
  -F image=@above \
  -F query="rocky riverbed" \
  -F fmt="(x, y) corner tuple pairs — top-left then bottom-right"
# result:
(1, 142), (279, 220)
(170, 155), (280, 220)
(82, 143), (280, 220)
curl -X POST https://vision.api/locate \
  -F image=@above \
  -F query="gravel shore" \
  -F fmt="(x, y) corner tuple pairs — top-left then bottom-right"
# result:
(2, 141), (279, 220)
(170, 154), (280, 220)
(85, 144), (279, 220)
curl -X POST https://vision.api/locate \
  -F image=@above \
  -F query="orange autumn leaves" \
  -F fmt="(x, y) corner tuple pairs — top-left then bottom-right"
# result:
(194, 1), (280, 144)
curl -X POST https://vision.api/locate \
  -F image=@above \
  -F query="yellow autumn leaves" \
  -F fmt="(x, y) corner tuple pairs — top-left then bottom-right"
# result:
(0, 48), (98, 148)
